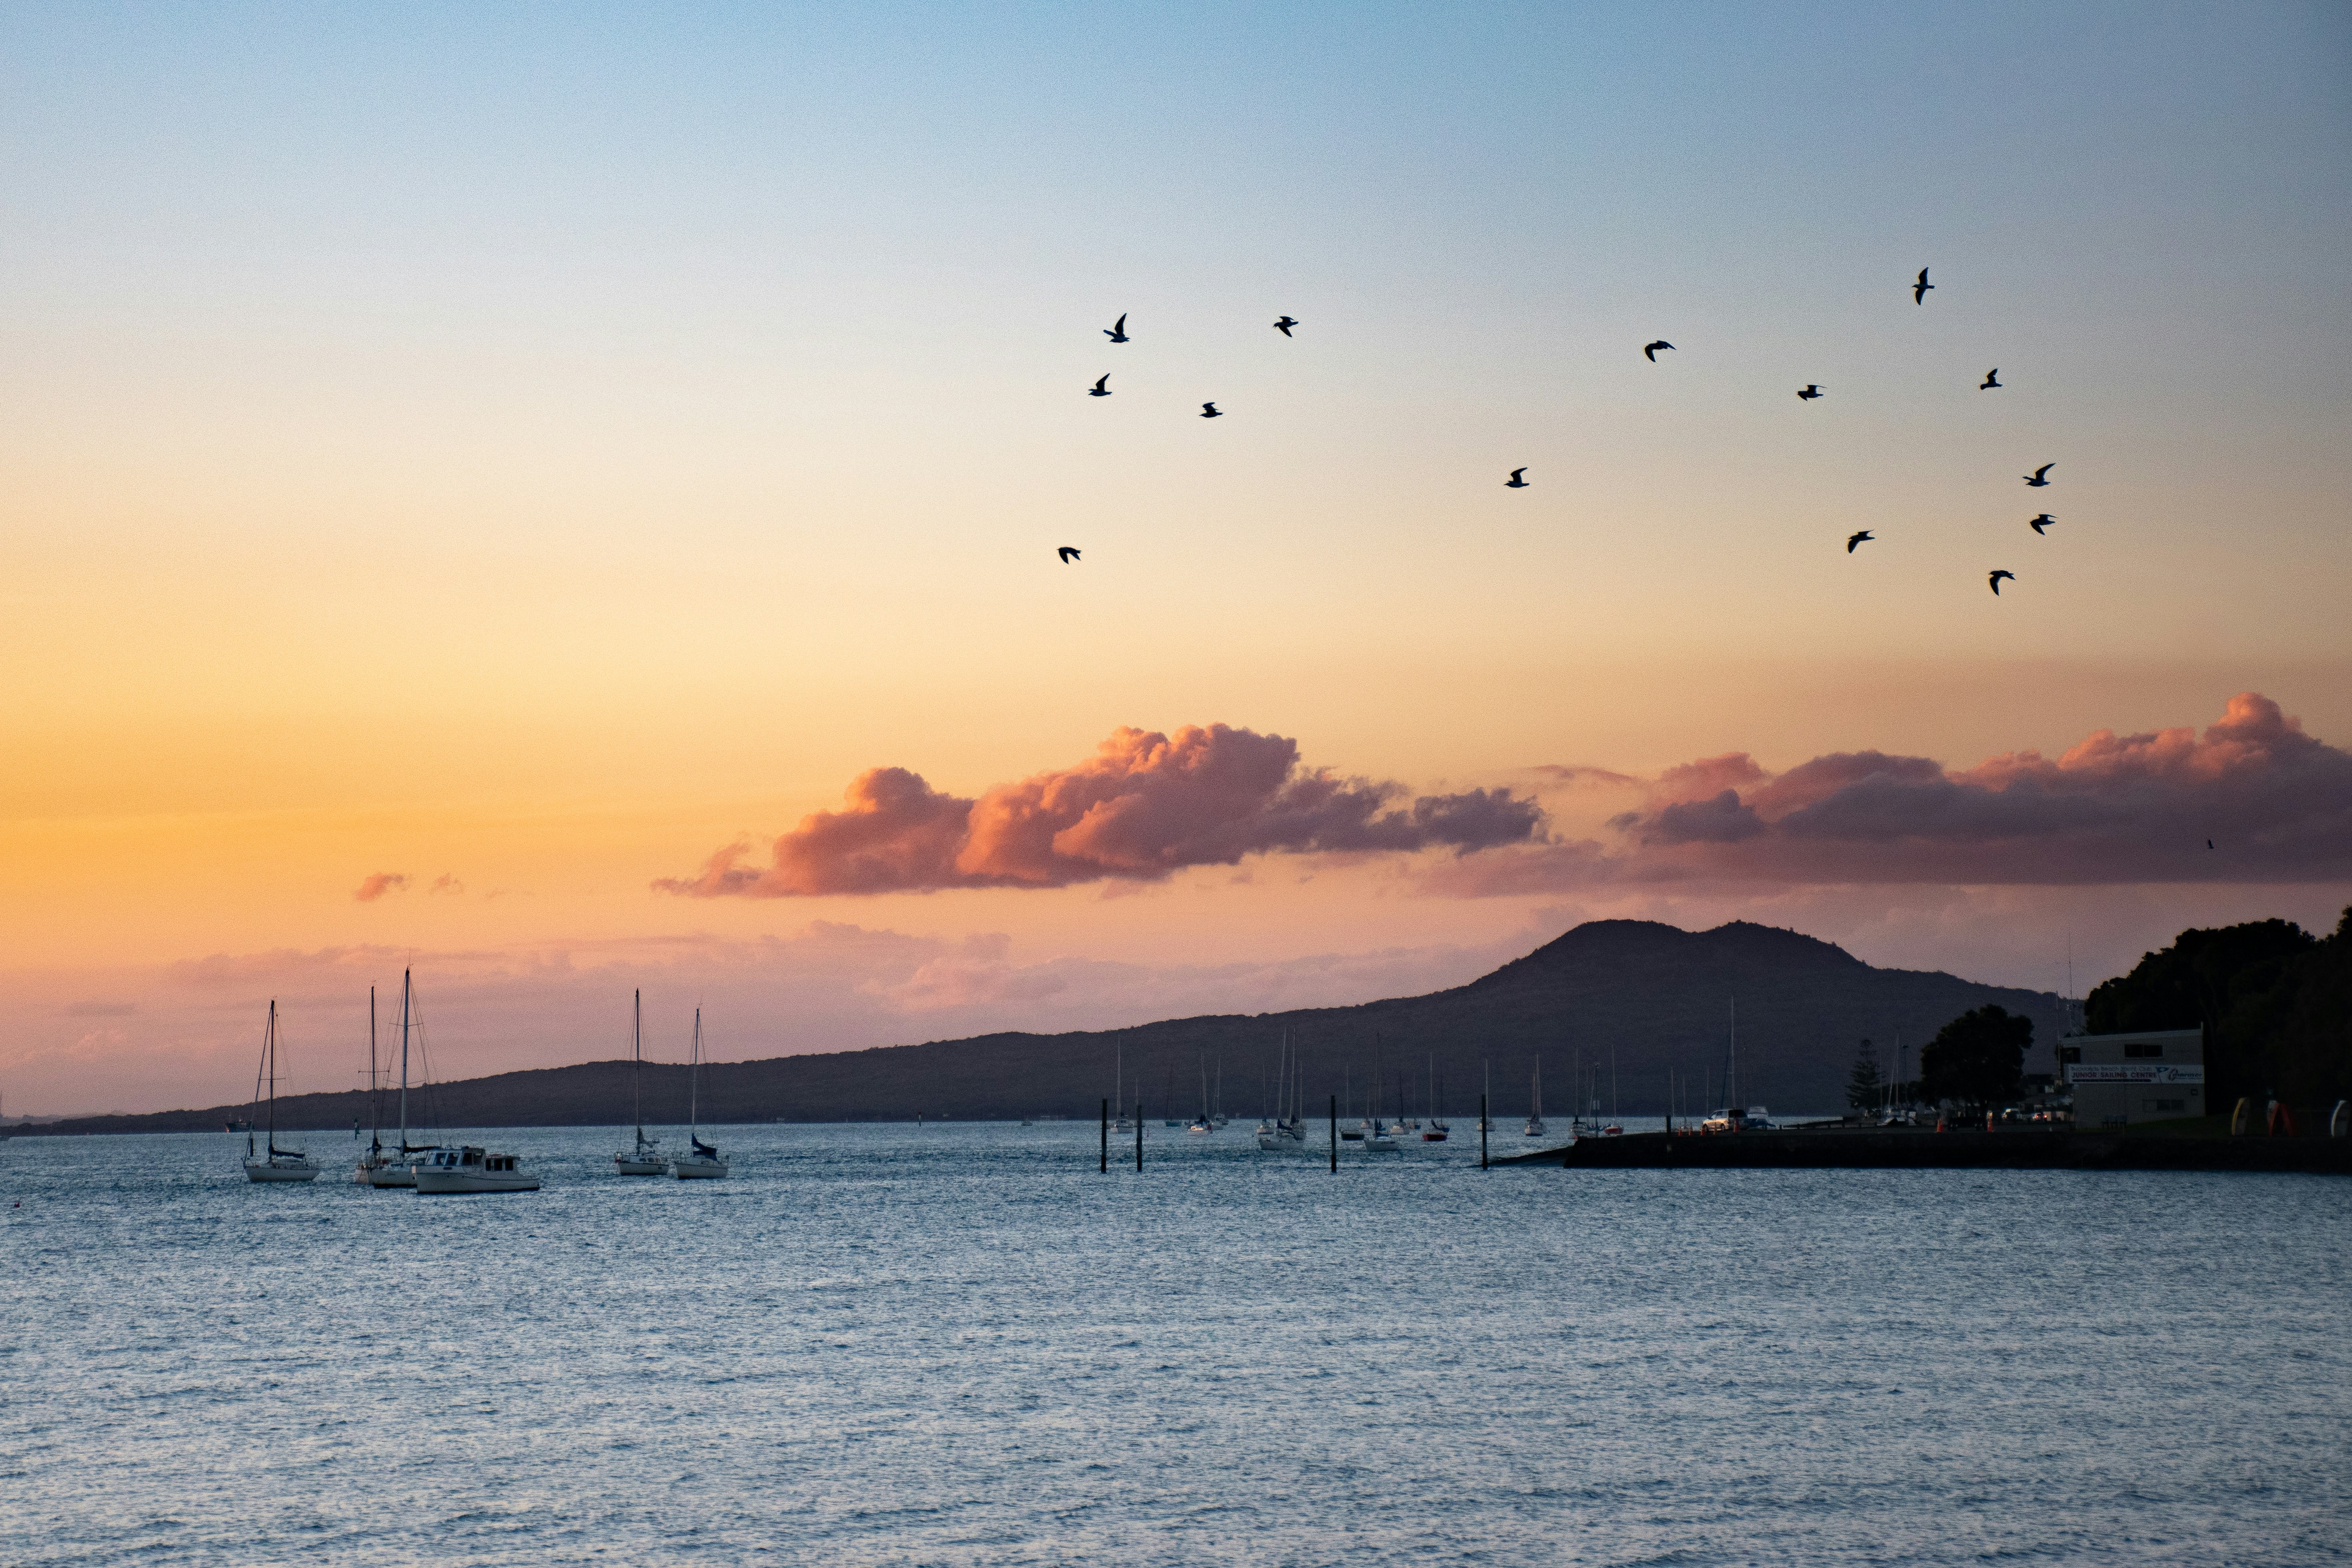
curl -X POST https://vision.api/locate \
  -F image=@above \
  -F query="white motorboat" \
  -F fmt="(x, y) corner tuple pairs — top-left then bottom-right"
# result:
(415, 1145), (540, 1194)
(672, 1007), (730, 1179)
(241, 1000), (319, 1183)
(613, 989), (667, 1176)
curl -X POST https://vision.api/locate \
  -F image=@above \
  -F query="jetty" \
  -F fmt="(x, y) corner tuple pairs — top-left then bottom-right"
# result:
(1496, 1127), (2352, 1175)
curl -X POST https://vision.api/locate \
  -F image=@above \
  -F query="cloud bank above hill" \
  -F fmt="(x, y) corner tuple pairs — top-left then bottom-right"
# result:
(1435, 692), (2352, 894)
(658, 723), (1544, 897)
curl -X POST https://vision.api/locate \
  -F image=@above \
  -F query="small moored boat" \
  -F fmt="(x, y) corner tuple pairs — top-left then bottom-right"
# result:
(613, 989), (667, 1176)
(241, 1000), (319, 1183)
(671, 1007), (730, 1179)
(416, 1146), (540, 1194)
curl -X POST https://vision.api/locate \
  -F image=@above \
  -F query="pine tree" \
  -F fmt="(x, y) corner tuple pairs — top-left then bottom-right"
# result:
(1845, 1037), (1884, 1110)
(1921, 1006), (2032, 1112)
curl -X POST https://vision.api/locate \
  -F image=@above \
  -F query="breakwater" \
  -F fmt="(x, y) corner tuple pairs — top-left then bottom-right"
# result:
(1497, 1128), (2352, 1174)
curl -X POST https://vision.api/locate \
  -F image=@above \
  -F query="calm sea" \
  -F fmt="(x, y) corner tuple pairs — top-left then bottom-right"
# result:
(3, 1122), (2347, 1566)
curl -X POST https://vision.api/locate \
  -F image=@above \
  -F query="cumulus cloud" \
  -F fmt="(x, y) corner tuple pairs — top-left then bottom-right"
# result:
(659, 724), (1544, 897)
(1431, 693), (2352, 893)
(353, 872), (410, 902)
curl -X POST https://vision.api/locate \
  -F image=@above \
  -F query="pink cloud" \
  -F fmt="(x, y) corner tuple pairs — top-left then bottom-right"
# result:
(429, 874), (465, 896)
(1431, 693), (2352, 893)
(658, 723), (1544, 898)
(353, 873), (409, 902)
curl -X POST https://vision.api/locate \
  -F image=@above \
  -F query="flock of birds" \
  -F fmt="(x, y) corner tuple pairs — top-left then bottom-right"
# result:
(1061, 269), (2056, 596)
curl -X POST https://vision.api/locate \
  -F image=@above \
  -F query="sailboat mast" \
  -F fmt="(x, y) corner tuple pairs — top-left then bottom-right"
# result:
(265, 1000), (278, 1151)
(632, 989), (644, 1141)
(689, 1007), (701, 1136)
(1729, 997), (1738, 1115)
(397, 968), (411, 1151)
(368, 985), (380, 1152)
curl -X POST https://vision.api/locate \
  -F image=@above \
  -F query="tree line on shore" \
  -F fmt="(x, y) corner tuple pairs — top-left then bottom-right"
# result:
(1839, 909), (2352, 1119)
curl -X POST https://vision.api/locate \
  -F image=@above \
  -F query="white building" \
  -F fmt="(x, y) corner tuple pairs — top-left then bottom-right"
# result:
(2059, 1027), (2205, 1127)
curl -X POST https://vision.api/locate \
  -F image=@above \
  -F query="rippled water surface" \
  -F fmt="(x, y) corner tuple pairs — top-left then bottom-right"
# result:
(4, 1122), (2348, 1566)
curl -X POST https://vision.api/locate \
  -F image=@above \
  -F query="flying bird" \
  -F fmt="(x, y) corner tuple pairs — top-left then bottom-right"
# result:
(1200, 402), (1223, 418)
(1847, 530), (1873, 553)
(1272, 316), (1297, 337)
(1981, 368), (2001, 389)
(1914, 267), (1934, 304)
(2029, 513), (2055, 535)
(1797, 384), (1823, 400)
(1644, 341), (1674, 362)
(1057, 547), (1080, 563)
(1088, 374), (1111, 398)
(2024, 463), (2053, 487)
(1989, 569), (2015, 595)
(2207, 839), (2216, 850)
(1104, 314), (1128, 343)
(1504, 468), (1528, 488)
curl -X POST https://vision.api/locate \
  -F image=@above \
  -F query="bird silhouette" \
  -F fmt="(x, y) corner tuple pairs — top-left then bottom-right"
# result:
(1504, 468), (1528, 488)
(1989, 570), (2015, 595)
(1644, 341), (1674, 362)
(2029, 513), (2055, 535)
(1088, 374), (1111, 398)
(1914, 268), (1934, 304)
(1104, 314), (1128, 343)
(2207, 839), (2215, 850)
(1797, 384), (1823, 400)
(1273, 316), (1297, 337)
(2024, 463), (2053, 487)
(1200, 402), (1223, 418)
(1847, 531), (1873, 553)
(1058, 547), (1080, 563)
(1981, 368), (2001, 389)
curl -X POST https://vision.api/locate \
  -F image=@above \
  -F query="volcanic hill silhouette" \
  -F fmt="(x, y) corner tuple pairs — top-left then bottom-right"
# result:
(30, 921), (2068, 1135)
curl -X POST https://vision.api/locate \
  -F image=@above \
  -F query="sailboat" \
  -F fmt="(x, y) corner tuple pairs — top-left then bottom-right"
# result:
(365, 968), (444, 1188)
(613, 989), (667, 1175)
(1364, 1068), (1400, 1152)
(672, 1007), (729, 1179)
(1524, 1059), (1546, 1137)
(1285, 1049), (1307, 1143)
(242, 1000), (319, 1182)
(351, 986), (398, 1183)
(1188, 1057), (1214, 1132)
(1111, 1037), (1133, 1134)
(1603, 1043), (1624, 1135)
(1424, 1056), (1449, 1141)
(1256, 1036), (1283, 1148)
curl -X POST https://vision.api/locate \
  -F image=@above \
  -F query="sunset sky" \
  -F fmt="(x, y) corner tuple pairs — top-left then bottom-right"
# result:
(4, 4), (2347, 1113)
